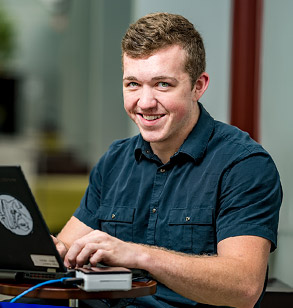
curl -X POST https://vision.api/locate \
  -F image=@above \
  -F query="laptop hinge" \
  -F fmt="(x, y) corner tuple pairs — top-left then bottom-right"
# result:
(0, 271), (23, 281)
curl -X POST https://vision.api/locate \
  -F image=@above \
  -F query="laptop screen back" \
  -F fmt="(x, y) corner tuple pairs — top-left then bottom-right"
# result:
(0, 166), (66, 275)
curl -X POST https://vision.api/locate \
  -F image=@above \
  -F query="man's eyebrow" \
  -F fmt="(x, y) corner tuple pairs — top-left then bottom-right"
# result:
(151, 76), (178, 82)
(123, 76), (178, 82)
(123, 76), (138, 81)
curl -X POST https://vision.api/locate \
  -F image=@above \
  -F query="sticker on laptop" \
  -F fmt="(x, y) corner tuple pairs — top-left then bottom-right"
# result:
(30, 254), (59, 268)
(0, 194), (33, 235)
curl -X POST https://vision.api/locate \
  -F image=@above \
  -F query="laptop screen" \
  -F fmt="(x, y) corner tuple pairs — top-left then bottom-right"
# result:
(0, 166), (67, 275)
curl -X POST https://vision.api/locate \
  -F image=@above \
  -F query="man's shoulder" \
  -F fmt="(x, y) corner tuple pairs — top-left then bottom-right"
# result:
(213, 120), (266, 155)
(205, 120), (274, 171)
(109, 135), (140, 151)
(102, 135), (140, 162)
(92, 135), (140, 177)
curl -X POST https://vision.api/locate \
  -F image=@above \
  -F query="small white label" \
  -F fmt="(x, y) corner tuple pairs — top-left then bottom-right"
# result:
(31, 254), (59, 268)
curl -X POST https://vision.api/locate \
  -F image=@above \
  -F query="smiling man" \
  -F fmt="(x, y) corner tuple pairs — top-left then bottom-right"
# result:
(123, 44), (208, 164)
(54, 13), (282, 308)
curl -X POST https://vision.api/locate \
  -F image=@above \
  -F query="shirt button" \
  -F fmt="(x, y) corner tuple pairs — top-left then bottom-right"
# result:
(185, 216), (190, 222)
(160, 168), (166, 173)
(146, 150), (150, 154)
(152, 208), (157, 213)
(111, 214), (116, 219)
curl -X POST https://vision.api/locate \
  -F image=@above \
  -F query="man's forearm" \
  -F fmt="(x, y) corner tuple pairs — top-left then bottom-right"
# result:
(57, 216), (94, 250)
(136, 244), (266, 308)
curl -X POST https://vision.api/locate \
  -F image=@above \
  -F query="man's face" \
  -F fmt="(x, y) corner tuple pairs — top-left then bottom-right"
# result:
(123, 45), (202, 151)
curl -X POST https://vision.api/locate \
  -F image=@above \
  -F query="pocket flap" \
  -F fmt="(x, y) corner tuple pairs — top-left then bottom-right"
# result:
(98, 206), (135, 223)
(169, 208), (213, 225)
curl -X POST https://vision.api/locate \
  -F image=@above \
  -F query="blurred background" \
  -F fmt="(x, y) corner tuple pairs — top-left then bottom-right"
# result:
(0, 0), (292, 288)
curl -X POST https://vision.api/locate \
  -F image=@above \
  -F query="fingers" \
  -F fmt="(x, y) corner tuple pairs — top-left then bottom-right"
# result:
(51, 235), (68, 259)
(64, 230), (107, 268)
(65, 242), (101, 268)
(63, 240), (84, 268)
(63, 230), (139, 269)
(88, 248), (109, 266)
(51, 235), (58, 245)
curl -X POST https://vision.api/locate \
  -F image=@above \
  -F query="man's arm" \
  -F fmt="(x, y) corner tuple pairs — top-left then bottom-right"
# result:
(143, 235), (270, 308)
(52, 216), (93, 259)
(63, 228), (270, 308)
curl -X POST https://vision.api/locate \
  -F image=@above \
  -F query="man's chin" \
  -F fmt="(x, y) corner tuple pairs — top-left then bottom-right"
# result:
(140, 133), (166, 144)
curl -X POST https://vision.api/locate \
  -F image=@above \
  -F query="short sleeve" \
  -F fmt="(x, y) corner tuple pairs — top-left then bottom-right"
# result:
(73, 163), (102, 229)
(216, 153), (282, 251)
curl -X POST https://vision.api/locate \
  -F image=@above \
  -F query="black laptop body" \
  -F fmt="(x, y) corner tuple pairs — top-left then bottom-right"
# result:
(0, 166), (71, 281)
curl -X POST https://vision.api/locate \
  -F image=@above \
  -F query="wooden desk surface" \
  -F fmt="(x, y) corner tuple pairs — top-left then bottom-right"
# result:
(0, 280), (157, 300)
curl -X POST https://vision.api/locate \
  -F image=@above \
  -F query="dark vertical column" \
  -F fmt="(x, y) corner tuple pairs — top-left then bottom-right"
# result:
(230, 0), (263, 141)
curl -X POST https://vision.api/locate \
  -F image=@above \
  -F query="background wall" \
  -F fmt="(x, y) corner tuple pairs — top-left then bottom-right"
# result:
(58, 0), (131, 165)
(0, 0), (131, 172)
(261, 0), (293, 287)
(0, 0), (292, 287)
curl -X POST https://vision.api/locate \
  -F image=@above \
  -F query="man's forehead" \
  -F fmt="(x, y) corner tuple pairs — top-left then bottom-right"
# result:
(123, 44), (185, 59)
(122, 45), (187, 75)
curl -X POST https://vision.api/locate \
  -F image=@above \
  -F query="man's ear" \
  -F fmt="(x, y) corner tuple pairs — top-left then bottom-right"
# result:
(192, 72), (210, 102)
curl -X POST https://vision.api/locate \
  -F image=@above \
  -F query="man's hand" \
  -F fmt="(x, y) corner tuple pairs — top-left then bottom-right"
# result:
(51, 235), (68, 260)
(63, 230), (143, 269)
(55, 216), (270, 307)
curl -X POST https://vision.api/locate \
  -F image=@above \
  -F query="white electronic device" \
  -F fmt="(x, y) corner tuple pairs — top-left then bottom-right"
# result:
(75, 266), (132, 292)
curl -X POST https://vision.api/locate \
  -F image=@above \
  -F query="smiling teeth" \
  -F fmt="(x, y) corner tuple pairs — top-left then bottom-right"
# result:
(142, 115), (163, 120)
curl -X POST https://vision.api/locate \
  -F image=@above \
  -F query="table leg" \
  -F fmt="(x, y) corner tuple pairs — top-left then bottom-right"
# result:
(69, 298), (79, 307)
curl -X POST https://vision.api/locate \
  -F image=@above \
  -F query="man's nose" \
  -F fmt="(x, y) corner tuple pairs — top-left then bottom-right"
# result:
(137, 87), (157, 109)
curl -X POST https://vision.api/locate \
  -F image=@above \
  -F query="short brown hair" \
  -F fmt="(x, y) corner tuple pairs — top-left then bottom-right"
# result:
(121, 12), (206, 85)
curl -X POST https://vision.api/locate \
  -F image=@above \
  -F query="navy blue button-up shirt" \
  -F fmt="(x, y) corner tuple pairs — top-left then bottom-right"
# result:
(74, 103), (282, 307)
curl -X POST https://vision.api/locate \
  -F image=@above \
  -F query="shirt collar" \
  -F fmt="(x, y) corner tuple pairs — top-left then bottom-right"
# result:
(134, 136), (152, 161)
(176, 102), (215, 162)
(134, 102), (215, 163)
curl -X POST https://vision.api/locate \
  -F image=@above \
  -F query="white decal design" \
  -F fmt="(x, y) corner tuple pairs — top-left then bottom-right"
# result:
(0, 194), (33, 235)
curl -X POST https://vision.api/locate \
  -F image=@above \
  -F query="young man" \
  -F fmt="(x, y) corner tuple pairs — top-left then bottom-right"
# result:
(54, 13), (282, 307)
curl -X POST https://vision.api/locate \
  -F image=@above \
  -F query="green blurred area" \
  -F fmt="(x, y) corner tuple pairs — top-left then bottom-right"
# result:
(32, 175), (88, 235)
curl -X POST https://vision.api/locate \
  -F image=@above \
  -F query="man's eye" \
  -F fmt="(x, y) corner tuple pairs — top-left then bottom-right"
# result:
(158, 82), (170, 88)
(128, 82), (139, 87)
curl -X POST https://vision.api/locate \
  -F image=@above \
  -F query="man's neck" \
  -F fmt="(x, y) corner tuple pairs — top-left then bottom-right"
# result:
(150, 115), (200, 165)
(150, 143), (179, 165)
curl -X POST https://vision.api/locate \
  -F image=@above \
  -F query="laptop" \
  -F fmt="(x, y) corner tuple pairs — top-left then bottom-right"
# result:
(0, 165), (73, 281)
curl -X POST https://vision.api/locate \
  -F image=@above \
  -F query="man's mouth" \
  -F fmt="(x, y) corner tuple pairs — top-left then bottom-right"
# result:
(141, 114), (164, 121)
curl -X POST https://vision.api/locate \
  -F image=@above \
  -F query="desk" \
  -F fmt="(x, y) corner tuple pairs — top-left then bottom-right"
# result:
(261, 278), (293, 308)
(0, 280), (157, 307)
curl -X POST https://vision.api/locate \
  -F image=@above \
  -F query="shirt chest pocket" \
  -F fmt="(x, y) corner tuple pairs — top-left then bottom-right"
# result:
(97, 206), (135, 242)
(168, 208), (216, 254)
